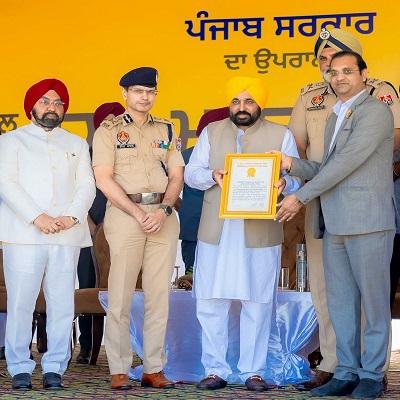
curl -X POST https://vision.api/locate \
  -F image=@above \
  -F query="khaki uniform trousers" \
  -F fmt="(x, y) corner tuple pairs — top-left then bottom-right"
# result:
(305, 201), (338, 373)
(306, 201), (392, 373)
(104, 203), (179, 375)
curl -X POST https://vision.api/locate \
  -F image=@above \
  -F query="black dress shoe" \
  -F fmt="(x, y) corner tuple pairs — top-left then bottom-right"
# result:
(196, 374), (227, 390)
(245, 375), (268, 391)
(76, 348), (91, 364)
(311, 377), (359, 397)
(0, 346), (5, 360)
(351, 378), (384, 399)
(43, 372), (64, 390)
(12, 373), (32, 390)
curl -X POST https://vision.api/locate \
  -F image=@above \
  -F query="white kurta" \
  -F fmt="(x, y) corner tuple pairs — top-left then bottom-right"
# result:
(0, 123), (95, 246)
(185, 126), (300, 303)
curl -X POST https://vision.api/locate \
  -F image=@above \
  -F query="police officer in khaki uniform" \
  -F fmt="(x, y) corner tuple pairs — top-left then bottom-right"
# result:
(92, 67), (184, 390)
(289, 28), (400, 391)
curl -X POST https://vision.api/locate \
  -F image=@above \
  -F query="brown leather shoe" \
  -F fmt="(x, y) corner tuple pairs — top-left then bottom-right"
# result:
(245, 375), (268, 392)
(110, 374), (132, 390)
(297, 369), (334, 390)
(141, 371), (175, 388)
(196, 374), (227, 390)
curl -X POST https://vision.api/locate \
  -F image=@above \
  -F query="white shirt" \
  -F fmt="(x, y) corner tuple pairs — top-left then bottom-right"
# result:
(329, 89), (366, 151)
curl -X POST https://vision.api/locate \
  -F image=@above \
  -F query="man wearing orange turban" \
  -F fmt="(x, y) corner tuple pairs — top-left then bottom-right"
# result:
(185, 77), (301, 392)
(0, 79), (95, 390)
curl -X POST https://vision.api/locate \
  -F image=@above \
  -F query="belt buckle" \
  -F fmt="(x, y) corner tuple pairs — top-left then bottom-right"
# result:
(141, 193), (158, 205)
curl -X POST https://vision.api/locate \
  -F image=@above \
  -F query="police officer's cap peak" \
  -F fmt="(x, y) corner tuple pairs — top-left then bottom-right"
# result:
(120, 67), (158, 88)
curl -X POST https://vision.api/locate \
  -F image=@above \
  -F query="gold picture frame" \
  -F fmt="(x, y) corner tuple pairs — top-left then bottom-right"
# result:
(219, 153), (281, 219)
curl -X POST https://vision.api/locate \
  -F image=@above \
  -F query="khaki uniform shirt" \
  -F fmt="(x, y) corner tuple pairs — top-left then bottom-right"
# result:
(289, 78), (400, 162)
(92, 113), (184, 194)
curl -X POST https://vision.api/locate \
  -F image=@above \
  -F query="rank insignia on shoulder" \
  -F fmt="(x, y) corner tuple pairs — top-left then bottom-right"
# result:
(101, 116), (124, 129)
(176, 137), (182, 152)
(152, 140), (174, 150)
(152, 116), (175, 126)
(379, 94), (394, 106)
(123, 114), (134, 124)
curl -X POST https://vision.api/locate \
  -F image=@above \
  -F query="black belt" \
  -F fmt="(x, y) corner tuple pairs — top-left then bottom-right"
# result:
(127, 193), (164, 205)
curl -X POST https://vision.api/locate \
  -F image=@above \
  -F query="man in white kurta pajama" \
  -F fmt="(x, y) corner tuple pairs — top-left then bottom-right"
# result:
(0, 79), (95, 391)
(185, 77), (300, 392)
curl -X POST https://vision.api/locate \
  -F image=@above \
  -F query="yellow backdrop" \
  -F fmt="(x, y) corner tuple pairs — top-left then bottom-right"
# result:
(1, 1), (398, 149)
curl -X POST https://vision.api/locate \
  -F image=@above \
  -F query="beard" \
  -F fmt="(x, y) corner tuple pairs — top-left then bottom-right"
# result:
(229, 106), (261, 127)
(321, 67), (331, 83)
(32, 109), (64, 129)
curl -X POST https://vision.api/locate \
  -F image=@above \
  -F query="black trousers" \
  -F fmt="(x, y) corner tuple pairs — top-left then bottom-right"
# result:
(77, 247), (96, 350)
(181, 240), (197, 274)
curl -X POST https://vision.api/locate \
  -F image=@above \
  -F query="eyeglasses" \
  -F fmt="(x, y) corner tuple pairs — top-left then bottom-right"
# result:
(328, 69), (360, 77)
(37, 99), (65, 108)
(128, 88), (158, 96)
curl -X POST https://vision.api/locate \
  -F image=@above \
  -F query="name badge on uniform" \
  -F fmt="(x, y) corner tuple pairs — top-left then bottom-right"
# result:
(151, 140), (174, 150)
(116, 131), (135, 149)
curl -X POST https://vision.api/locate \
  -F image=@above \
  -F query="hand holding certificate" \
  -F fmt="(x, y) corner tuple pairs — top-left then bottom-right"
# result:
(219, 153), (281, 219)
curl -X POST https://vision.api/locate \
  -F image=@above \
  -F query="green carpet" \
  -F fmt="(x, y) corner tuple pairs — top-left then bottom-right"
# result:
(0, 346), (399, 399)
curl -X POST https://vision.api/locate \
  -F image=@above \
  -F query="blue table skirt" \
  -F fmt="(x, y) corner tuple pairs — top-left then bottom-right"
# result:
(99, 290), (319, 385)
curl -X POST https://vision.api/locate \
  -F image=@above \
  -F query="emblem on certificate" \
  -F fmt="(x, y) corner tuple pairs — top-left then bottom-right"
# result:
(219, 153), (281, 219)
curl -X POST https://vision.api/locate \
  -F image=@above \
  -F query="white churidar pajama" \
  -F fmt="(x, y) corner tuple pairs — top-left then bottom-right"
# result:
(3, 244), (80, 376)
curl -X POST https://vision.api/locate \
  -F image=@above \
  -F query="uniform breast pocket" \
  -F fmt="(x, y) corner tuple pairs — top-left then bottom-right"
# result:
(151, 147), (168, 163)
(115, 148), (138, 172)
(306, 117), (327, 139)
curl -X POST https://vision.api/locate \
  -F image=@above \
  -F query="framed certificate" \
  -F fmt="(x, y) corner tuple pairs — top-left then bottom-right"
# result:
(219, 153), (281, 219)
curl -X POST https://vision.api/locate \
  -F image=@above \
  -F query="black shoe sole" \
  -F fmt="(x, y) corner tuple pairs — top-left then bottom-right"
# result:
(44, 385), (64, 390)
(141, 382), (175, 388)
(12, 386), (32, 391)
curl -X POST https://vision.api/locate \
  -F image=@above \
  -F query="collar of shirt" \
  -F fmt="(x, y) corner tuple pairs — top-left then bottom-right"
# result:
(332, 89), (366, 116)
(27, 122), (62, 138)
(329, 89), (366, 151)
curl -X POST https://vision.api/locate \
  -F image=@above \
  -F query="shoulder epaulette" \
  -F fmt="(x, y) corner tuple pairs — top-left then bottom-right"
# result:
(366, 78), (386, 89)
(152, 116), (175, 126)
(367, 78), (399, 98)
(300, 81), (328, 95)
(100, 115), (124, 130)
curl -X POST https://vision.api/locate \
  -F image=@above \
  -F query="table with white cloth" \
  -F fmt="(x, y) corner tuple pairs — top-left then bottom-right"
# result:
(99, 289), (318, 385)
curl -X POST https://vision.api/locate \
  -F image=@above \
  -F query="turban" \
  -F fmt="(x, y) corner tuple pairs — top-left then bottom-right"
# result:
(314, 28), (363, 59)
(196, 107), (229, 137)
(24, 78), (69, 120)
(93, 102), (125, 130)
(225, 76), (268, 109)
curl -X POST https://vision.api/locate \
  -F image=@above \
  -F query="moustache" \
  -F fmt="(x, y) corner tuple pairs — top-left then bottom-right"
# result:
(235, 111), (251, 117)
(43, 112), (59, 118)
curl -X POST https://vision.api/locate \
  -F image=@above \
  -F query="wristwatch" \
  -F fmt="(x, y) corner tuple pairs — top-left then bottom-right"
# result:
(69, 216), (79, 224)
(158, 204), (173, 216)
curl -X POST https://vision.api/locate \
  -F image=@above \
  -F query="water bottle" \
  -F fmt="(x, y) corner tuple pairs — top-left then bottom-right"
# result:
(296, 244), (307, 292)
